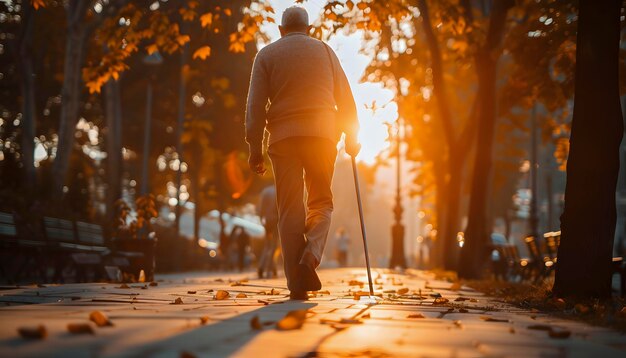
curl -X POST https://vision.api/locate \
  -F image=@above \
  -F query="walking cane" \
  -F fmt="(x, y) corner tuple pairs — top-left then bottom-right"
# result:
(351, 156), (375, 297)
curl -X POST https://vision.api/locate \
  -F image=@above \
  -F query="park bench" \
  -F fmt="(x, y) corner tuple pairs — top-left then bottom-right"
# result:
(0, 212), (48, 282)
(43, 217), (108, 282)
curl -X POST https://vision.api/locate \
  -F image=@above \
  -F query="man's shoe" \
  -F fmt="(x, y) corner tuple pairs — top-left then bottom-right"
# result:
(299, 263), (322, 291)
(289, 290), (309, 300)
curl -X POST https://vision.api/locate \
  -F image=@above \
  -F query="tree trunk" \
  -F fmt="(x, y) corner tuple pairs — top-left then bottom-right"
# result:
(458, 0), (513, 279)
(104, 78), (123, 222)
(51, 0), (95, 202)
(552, 0), (623, 299)
(458, 56), (498, 279)
(17, 3), (36, 192)
(441, 155), (464, 270)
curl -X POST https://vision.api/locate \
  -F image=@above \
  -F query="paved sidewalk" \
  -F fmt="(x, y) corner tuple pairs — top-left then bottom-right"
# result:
(0, 268), (625, 357)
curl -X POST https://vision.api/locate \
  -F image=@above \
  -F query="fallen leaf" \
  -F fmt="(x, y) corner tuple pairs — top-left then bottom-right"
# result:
(455, 297), (469, 301)
(18, 325), (46, 339)
(480, 316), (509, 323)
(89, 311), (113, 327)
(276, 310), (308, 330)
(549, 329), (571, 339)
(453, 320), (462, 328)
(236, 293), (248, 298)
(407, 313), (425, 318)
(433, 297), (449, 305)
(470, 298), (478, 302)
(200, 316), (209, 325)
(250, 315), (263, 330)
(268, 288), (280, 295)
(361, 313), (371, 319)
(173, 297), (184, 304)
(509, 327), (516, 334)
(117, 284), (130, 289)
(397, 288), (409, 295)
(149, 282), (158, 287)
(339, 318), (363, 324)
(67, 323), (94, 335)
(180, 351), (197, 358)
(230, 281), (243, 286)
(215, 290), (230, 300)
(527, 324), (552, 331)
(214, 278), (224, 282)
(458, 308), (469, 313)
(349, 280), (364, 287)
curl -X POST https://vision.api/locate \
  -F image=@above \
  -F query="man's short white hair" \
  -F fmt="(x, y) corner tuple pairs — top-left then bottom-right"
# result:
(281, 6), (309, 29)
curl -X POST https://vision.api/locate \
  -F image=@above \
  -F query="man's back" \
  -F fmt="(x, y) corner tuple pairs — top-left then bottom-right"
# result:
(245, 32), (357, 148)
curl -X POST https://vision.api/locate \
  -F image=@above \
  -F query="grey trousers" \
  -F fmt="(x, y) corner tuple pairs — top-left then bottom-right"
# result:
(268, 137), (337, 291)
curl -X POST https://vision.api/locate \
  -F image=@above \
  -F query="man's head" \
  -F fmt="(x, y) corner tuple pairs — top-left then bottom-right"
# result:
(279, 6), (310, 36)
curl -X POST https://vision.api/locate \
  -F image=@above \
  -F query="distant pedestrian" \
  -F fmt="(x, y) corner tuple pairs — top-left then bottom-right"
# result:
(335, 228), (350, 267)
(245, 6), (360, 300)
(230, 226), (250, 272)
(258, 184), (279, 278)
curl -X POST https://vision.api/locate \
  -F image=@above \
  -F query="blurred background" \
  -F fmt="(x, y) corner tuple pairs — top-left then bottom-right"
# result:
(0, 0), (624, 284)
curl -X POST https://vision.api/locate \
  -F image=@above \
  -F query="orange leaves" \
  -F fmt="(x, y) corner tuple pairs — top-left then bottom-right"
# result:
(276, 310), (308, 330)
(193, 46), (212, 60)
(31, 0), (46, 10)
(200, 12), (214, 28)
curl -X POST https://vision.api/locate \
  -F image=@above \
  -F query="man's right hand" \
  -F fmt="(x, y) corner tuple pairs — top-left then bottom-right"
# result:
(345, 136), (361, 158)
(248, 150), (266, 175)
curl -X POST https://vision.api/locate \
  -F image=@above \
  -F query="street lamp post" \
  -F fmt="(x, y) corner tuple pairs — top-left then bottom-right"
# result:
(389, 117), (407, 269)
(140, 51), (163, 196)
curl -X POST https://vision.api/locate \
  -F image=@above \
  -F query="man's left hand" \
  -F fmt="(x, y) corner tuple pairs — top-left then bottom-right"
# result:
(248, 151), (266, 175)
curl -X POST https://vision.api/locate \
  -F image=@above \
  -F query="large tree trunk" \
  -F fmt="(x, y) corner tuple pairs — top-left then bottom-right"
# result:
(458, 0), (512, 279)
(417, 0), (475, 269)
(104, 78), (123, 222)
(17, 2), (37, 192)
(51, 1), (92, 201)
(552, 0), (623, 299)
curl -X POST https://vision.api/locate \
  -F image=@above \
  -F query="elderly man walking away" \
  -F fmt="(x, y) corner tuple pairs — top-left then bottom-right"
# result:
(245, 6), (360, 300)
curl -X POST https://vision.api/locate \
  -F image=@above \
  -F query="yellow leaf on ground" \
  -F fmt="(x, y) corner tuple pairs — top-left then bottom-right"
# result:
(236, 293), (247, 298)
(193, 46), (211, 60)
(408, 313), (425, 318)
(250, 315), (262, 330)
(215, 290), (230, 300)
(18, 325), (46, 339)
(276, 310), (308, 331)
(397, 288), (409, 295)
(433, 297), (449, 305)
(173, 297), (184, 304)
(67, 323), (94, 335)
(89, 311), (113, 327)
(200, 316), (209, 325)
